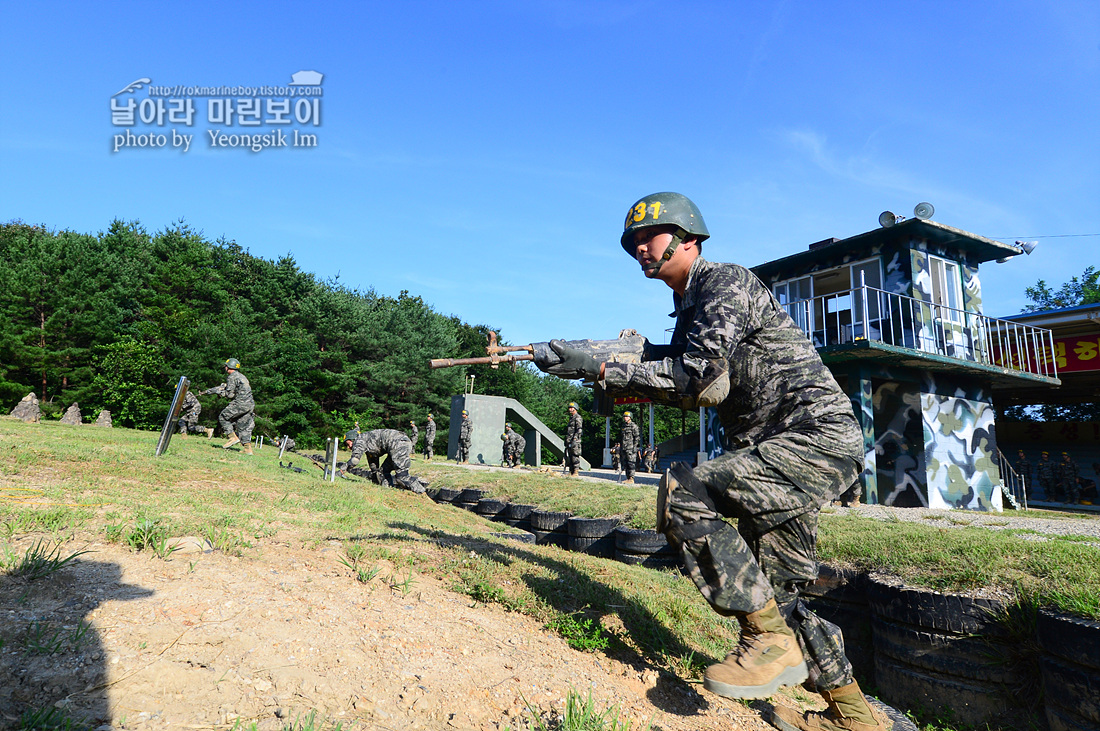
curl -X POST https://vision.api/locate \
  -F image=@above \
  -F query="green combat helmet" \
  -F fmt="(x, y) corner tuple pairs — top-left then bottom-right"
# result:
(225, 358), (242, 370)
(620, 192), (710, 276)
(568, 402), (578, 410)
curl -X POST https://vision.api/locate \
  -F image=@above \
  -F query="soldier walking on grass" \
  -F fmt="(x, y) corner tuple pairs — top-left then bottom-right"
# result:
(619, 411), (640, 484)
(203, 358), (254, 455)
(536, 192), (886, 731)
(408, 419), (419, 453)
(564, 402), (583, 476)
(424, 414), (436, 460)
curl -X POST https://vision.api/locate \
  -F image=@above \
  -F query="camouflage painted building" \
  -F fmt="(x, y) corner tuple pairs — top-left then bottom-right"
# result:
(747, 216), (1059, 511)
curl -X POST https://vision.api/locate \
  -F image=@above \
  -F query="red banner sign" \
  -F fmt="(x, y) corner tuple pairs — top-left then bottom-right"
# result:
(1050, 333), (1100, 373)
(613, 396), (651, 405)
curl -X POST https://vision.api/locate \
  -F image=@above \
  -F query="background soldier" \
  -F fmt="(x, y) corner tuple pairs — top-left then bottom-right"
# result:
(341, 428), (425, 493)
(1037, 451), (1058, 501)
(506, 423), (526, 467)
(538, 192), (884, 731)
(610, 442), (621, 471)
(176, 390), (208, 437)
(203, 358), (255, 455)
(424, 414), (436, 460)
(1014, 449), (1032, 497)
(500, 432), (511, 466)
(457, 409), (472, 463)
(644, 443), (658, 472)
(564, 402), (583, 476)
(619, 411), (640, 484)
(1058, 452), (1081, 504)
(408, 419), (419, 453)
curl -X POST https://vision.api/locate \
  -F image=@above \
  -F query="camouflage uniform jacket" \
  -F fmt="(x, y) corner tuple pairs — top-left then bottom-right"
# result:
(1037, 458), (1057, 482)
(180, 391), (201, 423)
(601, 256), (861, 466)
(620, 420), (640, 454)
(209, 370), (254, 411)
(350, 429), (412, 463)
(459, 417), (472, 445)
(1057, 458), (1080, 484)
(409, 423), (419, 447)
(508, 430), (526, 454)
(425, 420), (436, 443)
(566, 412), (583, 448)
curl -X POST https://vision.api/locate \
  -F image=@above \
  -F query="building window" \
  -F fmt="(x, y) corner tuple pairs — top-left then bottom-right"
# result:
(929, 255), (963, 322)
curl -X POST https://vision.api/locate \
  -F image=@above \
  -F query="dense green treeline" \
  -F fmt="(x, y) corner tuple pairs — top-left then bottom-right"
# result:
(0, 219), (693, 457)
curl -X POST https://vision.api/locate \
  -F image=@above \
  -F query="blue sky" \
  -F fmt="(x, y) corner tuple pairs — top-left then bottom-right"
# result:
(2, 1), (1097, 350)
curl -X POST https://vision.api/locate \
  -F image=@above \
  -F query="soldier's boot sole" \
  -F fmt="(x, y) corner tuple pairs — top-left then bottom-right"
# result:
(703, 657), (808, 700)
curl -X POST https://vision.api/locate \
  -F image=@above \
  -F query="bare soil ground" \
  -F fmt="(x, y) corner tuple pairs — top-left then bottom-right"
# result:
(1, 532), (783, 731)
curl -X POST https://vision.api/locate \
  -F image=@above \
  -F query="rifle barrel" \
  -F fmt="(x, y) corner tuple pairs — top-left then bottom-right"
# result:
(430, 354), (535, 369)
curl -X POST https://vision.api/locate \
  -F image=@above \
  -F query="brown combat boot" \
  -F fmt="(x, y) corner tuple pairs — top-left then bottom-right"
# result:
(242, 443), (254, 455)
(769, 681), (887, 731)
(624, 477), (635, 484)
(222, 435), (240, 449)
(205, 427), (214, 439)
(704, 598), (808, 699)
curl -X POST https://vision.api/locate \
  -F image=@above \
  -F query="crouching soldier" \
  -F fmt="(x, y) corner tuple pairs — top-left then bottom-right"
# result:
(177, 390), (209, 437)
(203, 358), (254, 454)
(342, 428), (426, 493)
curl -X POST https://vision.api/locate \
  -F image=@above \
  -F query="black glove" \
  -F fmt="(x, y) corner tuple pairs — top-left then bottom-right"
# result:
(548, 340), (602, 381)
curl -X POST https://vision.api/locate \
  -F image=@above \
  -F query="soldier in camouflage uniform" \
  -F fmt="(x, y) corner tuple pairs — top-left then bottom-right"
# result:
(1057, 452), (1081, 504)
(408, 420), (419, 454)
(505, 423), (526, 468)
(424, 414), (436, 460)
(564, 402), (583, 476)
(176, 390), (206, 436)
(644, 444), (658, 473)
(341, 428), (425, 493)
(619, 411), (641, 484)
(610, 442), (621, 471)
(539, 193), (883, 731)
(1037, 451), (1058, 501)
(1014, 450), (1032, 498)
(203, 358), (255, 455)
(457, 410), (472, 463)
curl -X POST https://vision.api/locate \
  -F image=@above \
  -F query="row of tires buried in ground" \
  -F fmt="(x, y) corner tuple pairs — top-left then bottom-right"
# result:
(806, 566), (1100, 731)
(434, 488), (1100, 731)
(431, 487), (679, 568)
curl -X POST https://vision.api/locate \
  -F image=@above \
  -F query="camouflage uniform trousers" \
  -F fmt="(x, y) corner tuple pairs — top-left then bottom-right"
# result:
(457, 438), (471, 463)
(376, 439), (413, 485)
(668, 431), (861, 693)
(177, 407), (206, 434)
(219, 401), (255, 443)
(565, 439), (583, 472)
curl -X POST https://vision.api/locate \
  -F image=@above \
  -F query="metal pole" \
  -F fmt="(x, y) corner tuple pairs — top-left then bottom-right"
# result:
(330, 438), (337, 482)
(278, 435), (287, 459)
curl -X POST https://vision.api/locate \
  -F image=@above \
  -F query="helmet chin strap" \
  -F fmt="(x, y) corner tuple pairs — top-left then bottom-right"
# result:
(641, 232), (683, 276)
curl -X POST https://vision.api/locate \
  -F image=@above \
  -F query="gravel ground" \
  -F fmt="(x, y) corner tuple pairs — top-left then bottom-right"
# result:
(831, 502), (1100, 546)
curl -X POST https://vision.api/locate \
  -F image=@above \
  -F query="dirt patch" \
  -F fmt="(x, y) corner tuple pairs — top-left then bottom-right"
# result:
(1, 534), (781, 730)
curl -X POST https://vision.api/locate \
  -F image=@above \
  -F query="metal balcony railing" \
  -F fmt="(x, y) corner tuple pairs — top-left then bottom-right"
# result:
(781, 286), (1058, 380)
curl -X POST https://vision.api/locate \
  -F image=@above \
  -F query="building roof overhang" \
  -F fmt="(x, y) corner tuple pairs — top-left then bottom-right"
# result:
(753, 218), (1023, 279)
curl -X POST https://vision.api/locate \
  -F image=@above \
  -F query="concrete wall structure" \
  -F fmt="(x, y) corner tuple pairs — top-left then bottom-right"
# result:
(447, 394), (590, 469)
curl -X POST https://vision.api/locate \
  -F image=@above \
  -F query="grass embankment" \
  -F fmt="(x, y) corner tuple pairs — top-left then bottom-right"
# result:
(0, 419), (735, 679)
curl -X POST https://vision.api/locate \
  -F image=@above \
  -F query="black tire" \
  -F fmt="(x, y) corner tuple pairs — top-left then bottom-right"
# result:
(504, 503), (536, 520)
(568, 535), (616, 558)
(871, 615), (1014, 683)
(475, 498), (508, 519)
(490, 531), (536, 544)
(503, 518), (532, 531)
(529, 509), (572, 532)
(868, 575), (1007, 636)
(614, 527), (672, 555)
(435, 487), (461, 503)
(615, 549), (682, 570)
(868, 576), (1014, 727)
(458, 488), (486, 503)
(530, 529), (568, 548)
(1038, 610), (1100, 728)
(567, 516), (621, 538)
(865, 695), (919, 731)
(455, 501), (479, 512)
